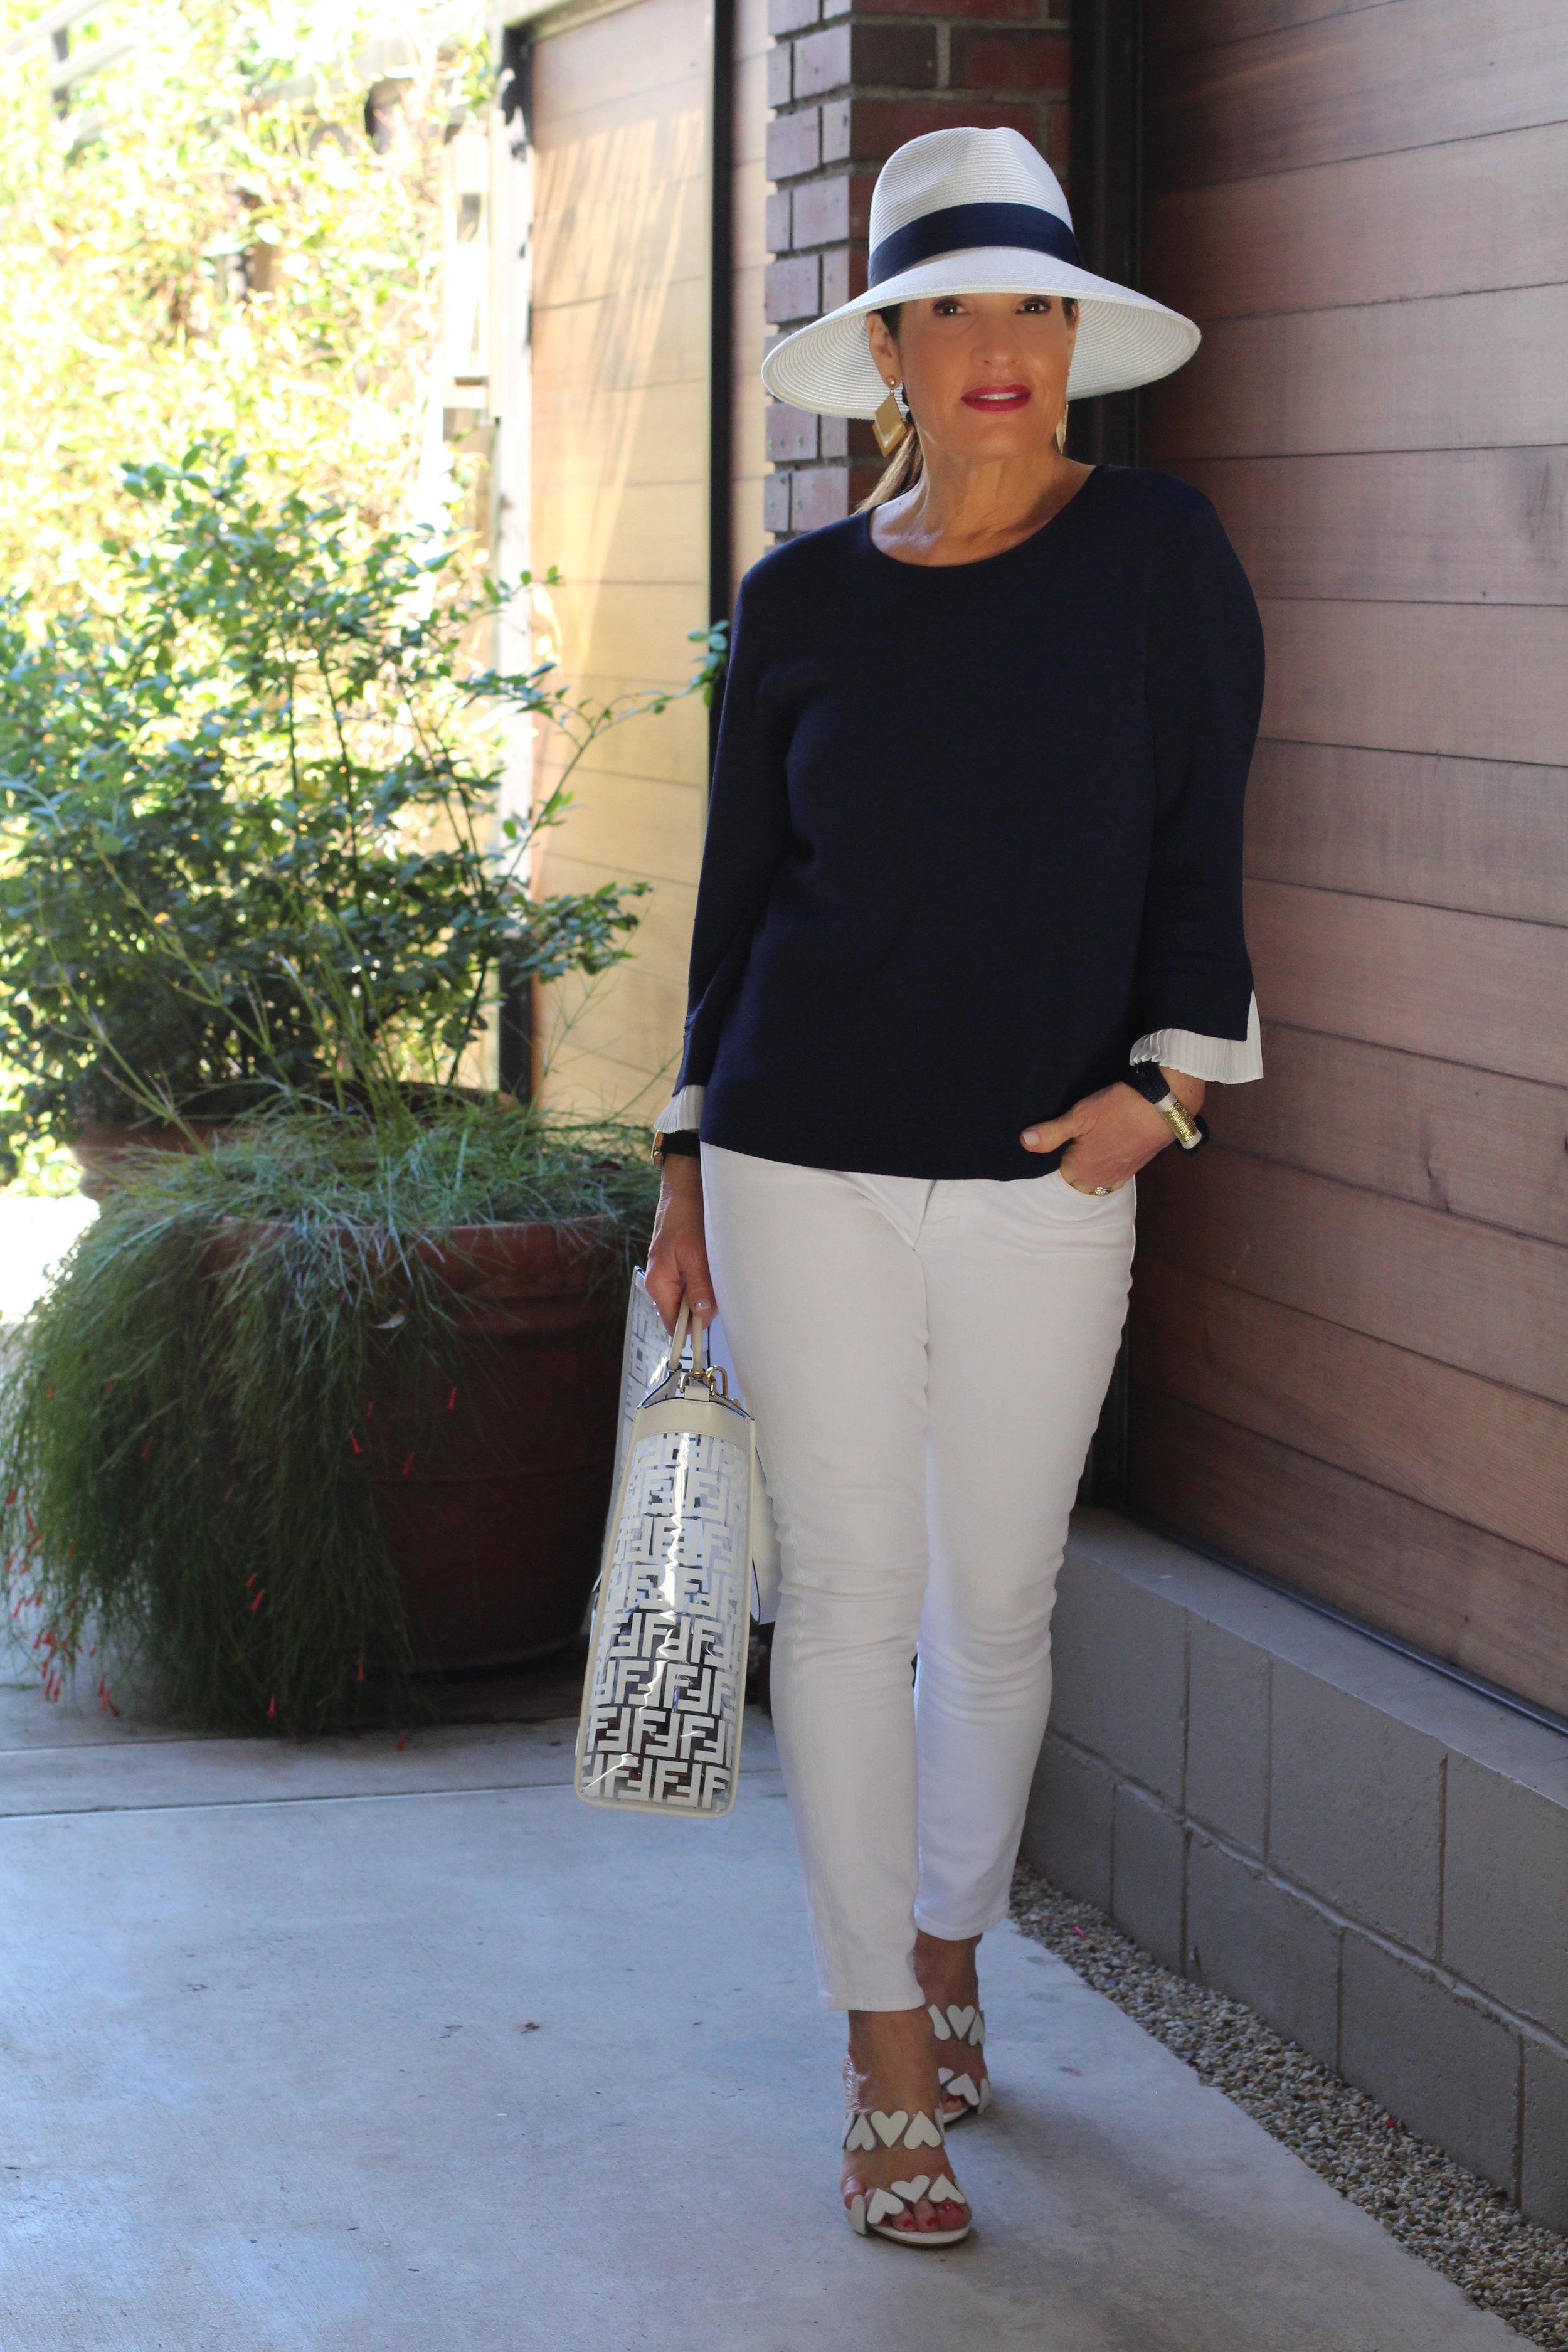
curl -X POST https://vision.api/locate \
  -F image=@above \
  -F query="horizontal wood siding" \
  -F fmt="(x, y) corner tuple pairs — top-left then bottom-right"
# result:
(1210, 1027), (1568, 1249)
(1131, 8), (1568, 1713)
(1130, 1389), (1568, 1718)
(1244, 743), (1568, 928)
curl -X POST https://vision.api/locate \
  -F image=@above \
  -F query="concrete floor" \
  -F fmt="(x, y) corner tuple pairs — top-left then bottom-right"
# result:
(0, 1670), (1528, 2352)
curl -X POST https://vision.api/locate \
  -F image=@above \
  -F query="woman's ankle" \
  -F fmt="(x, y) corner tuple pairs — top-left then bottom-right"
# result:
(913, 1929), (980, 2004)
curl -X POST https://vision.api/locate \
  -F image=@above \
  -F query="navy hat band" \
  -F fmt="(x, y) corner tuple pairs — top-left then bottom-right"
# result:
(869, 201), (1084, 289)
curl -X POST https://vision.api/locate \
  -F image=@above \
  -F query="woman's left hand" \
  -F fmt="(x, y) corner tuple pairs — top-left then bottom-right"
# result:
(1020, 1073), (1205, 1194)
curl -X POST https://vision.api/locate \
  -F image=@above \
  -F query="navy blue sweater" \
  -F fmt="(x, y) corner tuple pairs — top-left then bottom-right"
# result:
(674, 465), (1264, 1182)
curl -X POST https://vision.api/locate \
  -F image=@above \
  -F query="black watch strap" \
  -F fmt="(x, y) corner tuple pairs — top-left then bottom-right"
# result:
(1124, 1062), (1209, 1151)
(652, 1129), (701, 1163)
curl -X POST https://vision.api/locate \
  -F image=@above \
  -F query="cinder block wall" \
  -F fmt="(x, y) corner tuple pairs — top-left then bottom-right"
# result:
(1027, 1510), (1568, 2233)
(762, 0), (1071, 536)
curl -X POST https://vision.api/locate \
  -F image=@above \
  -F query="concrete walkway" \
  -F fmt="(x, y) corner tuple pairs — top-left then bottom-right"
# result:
(0, 1678), (1526, 2352)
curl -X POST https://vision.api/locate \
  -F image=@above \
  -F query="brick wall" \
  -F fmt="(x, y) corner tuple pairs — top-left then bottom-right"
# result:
(761, 0), (1071, 536)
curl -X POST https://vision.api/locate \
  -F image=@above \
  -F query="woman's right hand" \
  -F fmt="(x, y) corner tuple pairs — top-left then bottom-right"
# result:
(644, 1155), (716, 1333)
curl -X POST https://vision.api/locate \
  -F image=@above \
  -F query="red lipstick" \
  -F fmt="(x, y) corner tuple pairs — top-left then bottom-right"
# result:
(961, 384), (1031, 411)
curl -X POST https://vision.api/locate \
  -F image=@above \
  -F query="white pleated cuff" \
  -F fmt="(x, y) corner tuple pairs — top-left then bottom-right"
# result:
(1130, 992), (1263, 1084)
(652, 1083), (706, 1133)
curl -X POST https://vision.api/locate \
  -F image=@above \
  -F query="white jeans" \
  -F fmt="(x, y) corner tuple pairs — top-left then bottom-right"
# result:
(701, 1143), (1136, 2011)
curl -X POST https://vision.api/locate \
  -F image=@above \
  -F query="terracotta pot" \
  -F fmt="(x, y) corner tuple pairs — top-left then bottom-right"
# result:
(198, 1215), (629, 1670)
(366, 1222), (627, 1669)
(68, 1121), (234, 1203)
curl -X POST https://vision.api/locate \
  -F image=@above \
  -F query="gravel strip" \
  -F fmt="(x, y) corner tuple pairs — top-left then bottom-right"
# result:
(1010, 1861), (1568, 2346)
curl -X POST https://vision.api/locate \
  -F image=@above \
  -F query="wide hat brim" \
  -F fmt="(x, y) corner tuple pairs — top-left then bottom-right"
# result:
(761, 249), (1200, 416)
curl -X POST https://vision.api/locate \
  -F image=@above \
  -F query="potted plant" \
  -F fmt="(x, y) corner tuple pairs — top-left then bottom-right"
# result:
(0, 452), (723, 1729)
(0, 1099), (659, 1732)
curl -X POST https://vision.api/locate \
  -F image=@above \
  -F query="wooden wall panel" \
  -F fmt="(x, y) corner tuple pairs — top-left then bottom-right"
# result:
(1145, 121), (1568, 322)
(1130, 1391), (1568, 1720)
(1248, 882), (1568, 1088)
(1137, 1147), (1568, 1404)
(529, 0), (711, 1117)
(1130, 1262), (1568, 1564)
(1207, 1029), (1568, 1248)
(1187, 449), (1568, 605)
(1131, 0), (1568, 1707)
(1146, 1), (1389, 60)
(1244, 741), (1568, 927)
(1147, 290), (1568, 461)
(1147, 3), (1568, 193)
(1257, 599), (1568, 766)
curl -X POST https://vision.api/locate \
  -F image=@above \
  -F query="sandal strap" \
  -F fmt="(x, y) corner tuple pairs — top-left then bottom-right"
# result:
(927, 2002), (985, 2047)
(842, 2106), (946, 2154)
(938, 2067), (982, 2106)
(849, 2173), (968, 2231)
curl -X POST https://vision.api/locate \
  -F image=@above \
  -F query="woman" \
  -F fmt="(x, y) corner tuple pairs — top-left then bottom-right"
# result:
(644, 125), (1263, 2249)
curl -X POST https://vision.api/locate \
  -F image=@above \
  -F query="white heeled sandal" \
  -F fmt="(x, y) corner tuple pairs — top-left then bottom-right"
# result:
(842, 2106), (972, 2247)
(930, 2003), (991, 2122)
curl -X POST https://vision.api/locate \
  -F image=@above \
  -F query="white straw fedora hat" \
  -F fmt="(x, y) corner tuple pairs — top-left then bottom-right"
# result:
(761, 125), (1199, 417)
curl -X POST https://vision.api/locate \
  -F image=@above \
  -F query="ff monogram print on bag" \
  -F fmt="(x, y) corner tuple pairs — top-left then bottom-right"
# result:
(582, 1428), (750, 1811)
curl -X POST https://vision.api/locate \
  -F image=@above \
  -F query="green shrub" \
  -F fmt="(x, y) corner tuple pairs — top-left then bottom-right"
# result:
(0, 450), (723, 1170)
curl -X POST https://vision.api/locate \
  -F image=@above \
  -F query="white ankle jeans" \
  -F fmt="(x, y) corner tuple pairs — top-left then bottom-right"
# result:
(700, 1143), (1136, 2013)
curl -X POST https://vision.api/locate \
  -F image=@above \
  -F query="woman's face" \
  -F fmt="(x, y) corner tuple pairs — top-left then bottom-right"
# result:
(866, 291), (1077, 463)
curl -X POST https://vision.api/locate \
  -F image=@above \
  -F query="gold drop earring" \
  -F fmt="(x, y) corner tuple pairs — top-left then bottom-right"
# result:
(873, 379), (912, 458)
(1055, 398), (1070, 454)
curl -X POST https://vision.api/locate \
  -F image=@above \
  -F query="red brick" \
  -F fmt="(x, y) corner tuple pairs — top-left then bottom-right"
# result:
(853, 21), (938, 85)
(820, 244), (868, 309)
(766, 107), (820, 179)
(791, 171), (875, 246)
(763, 472), (792, 534)
(765, 251), (821, 325)
(1047, 96), (1070, 171)
(793, 23), (850, 96)
(819, 416), (882, 460)
(951, 26), (1069, 92)
(791, 465), (850, 532)
(766, 42), (792, 105)
(821, 97), (850, 161)
(765, 188), (792, 254)
(766, 0), (818, 33)
(855, 0), (1042, 15)
(842, 95), (1036, 162)
(766, 403), (819, 461)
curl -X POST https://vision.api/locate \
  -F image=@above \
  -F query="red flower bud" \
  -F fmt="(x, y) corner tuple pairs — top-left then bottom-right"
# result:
(249, 1588), (265, 1613)
(349, 1432), (363, 1456)
(401, 1453), (415, 1479)
(267, 1696), (277, 1720)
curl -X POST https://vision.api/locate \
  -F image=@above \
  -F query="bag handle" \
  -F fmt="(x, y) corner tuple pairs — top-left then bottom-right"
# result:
(665, 1296), (708, 1377)
(664, 1297), (724, 1395)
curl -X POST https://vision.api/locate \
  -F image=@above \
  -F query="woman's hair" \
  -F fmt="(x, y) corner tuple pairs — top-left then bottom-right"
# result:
(856, 297), (1079, 512)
